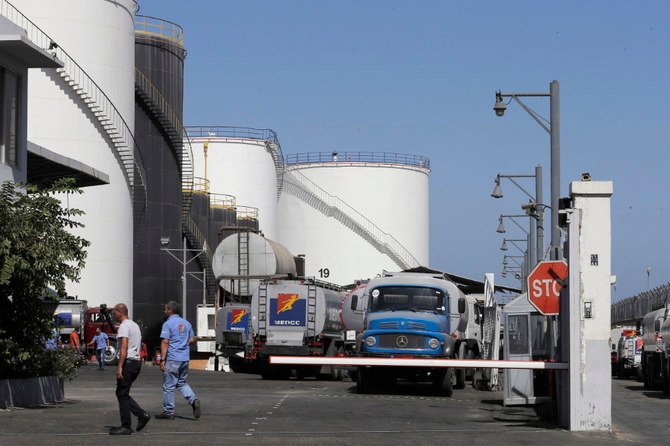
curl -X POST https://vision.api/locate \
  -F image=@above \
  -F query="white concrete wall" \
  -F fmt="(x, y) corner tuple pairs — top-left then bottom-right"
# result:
(566, 180), (613, 431)
(13, 0), (137, 311)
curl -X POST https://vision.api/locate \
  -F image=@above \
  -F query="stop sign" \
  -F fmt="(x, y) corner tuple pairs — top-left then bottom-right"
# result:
(527, 261), (568, 315)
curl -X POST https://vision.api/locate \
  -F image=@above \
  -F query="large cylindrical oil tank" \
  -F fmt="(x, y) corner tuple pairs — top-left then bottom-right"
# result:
(212, 232), (297, 298)
(250, 281), (346, 341)
(278, 152), (430, 286)
(186, 127), (282, 239)
(14, 0), (137, 310)
(133, 14), (186, 344)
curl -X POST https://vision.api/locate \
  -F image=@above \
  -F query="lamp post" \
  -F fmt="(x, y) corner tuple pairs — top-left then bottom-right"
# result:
(491, 165), (545, 263)
(160, 236), (206, 320)
(497, 214), (535, 274)
(493, 80), (560, 260)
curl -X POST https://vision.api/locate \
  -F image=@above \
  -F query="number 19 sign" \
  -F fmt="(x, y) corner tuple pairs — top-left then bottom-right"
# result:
(527, 260), (568, 315)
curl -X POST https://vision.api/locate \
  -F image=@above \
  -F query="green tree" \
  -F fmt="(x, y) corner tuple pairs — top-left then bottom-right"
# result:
(0, 179), (90, 378)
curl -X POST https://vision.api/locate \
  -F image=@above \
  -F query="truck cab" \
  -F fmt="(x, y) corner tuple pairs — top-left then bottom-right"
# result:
(353, 274), (462, 395)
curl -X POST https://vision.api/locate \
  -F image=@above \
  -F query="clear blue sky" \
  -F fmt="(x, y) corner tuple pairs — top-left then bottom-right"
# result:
(139, 0), (669, 300)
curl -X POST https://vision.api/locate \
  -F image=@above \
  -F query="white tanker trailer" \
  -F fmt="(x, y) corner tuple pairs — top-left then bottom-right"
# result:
(247, 278), (349, 380)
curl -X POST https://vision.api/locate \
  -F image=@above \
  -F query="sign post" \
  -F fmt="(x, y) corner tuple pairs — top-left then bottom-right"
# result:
(527, 260), (568, 315)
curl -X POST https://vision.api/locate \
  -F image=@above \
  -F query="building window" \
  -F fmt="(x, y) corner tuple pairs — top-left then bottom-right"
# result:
(1, 68), (19, 167)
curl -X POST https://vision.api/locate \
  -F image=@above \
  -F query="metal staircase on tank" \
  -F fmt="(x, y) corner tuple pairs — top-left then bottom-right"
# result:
(283, 169), (420, 270)
(237, 229), (250, 297)
(134, 68), (217, 303)
(182, 217), (217, 301)
(134, 68), (195, 216)
(0, 0), (149, 247)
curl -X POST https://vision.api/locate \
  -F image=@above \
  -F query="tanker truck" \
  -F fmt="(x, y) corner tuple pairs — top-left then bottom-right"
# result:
(247, 278), (349, 380)
(349, 270), (477, 396)
(642, 308), (667, 389)
(215, 304), (252, 373)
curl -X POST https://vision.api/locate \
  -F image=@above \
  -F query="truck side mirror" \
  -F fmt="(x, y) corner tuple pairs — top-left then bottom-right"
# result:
(350, 295), (358, 311)
(655, 319), (661, 333)
(458, 298), (465, 314)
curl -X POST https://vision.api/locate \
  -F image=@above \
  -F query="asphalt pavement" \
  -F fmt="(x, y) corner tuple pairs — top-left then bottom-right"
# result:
(0, 362), (668, 445)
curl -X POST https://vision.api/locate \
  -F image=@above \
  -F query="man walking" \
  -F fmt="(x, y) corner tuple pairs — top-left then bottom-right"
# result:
(110, 303), (151, 435)
(155, 301), (201, 420)
(88, 327), (108, 370)
(69, 327), (81, 352)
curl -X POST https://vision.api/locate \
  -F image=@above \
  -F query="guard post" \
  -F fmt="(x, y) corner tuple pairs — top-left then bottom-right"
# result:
(559, 179), (613, 430)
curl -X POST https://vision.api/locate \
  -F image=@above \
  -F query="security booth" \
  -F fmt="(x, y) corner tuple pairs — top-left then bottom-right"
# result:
(502, 293), (554, 406)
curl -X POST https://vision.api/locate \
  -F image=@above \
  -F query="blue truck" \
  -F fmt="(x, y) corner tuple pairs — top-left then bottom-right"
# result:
(350, 271), (478, 396)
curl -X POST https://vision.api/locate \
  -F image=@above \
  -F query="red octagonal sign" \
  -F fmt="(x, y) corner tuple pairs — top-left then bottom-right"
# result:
(527, 260), (568, 315)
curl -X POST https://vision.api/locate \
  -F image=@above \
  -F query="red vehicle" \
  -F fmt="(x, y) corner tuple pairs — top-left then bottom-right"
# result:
(52, 299), (120, 365)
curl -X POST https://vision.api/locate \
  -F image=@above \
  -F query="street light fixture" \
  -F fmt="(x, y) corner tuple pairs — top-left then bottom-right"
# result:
(501, 238), (526, 253)
(491, 167), (545, 264)
(493, 80), (561, 260)
(646, 267), (653, 290)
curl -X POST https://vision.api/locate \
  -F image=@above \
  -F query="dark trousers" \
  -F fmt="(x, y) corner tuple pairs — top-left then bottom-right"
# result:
(115, 359), (144, 428)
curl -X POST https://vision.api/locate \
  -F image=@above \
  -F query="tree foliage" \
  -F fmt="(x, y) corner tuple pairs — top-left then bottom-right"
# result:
(0, 179), (90, 378)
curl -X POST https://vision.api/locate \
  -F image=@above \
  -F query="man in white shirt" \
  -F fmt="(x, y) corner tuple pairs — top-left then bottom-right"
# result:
(110, 303), (151, 435)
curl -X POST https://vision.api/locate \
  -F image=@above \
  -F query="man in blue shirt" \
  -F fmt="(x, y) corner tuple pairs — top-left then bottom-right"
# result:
(154, 301), (201, 420)
(88, 328), (109, 370)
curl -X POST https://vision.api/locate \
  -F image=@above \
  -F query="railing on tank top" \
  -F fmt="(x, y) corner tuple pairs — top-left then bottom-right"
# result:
(135, 15), (184, 47)
(236, 205), (259, 221)
(0, 0), (148, 246)
(134, 68), (195, 219)
(210, 193), (236, 210)
(283, 169), (419, 270)
(285, 151), (430, 170)
(185, 126), (284, 198)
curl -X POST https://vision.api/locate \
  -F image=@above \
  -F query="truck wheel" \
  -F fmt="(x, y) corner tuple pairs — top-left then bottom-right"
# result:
(663, 359), (670, 395)
(357, 367), (373, 394)
(465, 349), (477, 381)
(229, 356), (245, 373)
(455, 368), (466, 389)
(441, 368), (454, 397)
(104, 338), (119, 366)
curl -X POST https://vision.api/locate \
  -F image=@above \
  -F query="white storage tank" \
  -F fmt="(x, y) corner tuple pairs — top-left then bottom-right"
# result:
(278, 152), (430, 286)
(186, 126), (283, 240)
(212, 232), (297, 299)
(13, 0), (137, 310)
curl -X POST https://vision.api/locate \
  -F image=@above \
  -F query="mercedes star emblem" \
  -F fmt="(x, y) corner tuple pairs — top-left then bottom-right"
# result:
(396, 335), (409, 347)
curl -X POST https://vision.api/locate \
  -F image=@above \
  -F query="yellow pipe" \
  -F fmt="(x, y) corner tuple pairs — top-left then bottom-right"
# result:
(203, 140), (209, 193)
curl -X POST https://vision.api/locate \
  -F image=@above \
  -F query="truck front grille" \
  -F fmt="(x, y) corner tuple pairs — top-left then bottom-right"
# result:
(376, 333), (426, 349)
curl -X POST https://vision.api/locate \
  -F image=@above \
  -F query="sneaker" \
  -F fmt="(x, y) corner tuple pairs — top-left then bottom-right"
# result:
(136, 412), (151, 432)
(109, 426), (132, 435)
(154, 412), (174, 420)
(191, 398), (201, 419)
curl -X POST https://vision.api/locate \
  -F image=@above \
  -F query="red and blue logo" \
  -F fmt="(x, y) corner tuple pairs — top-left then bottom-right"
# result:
(227, 309), (249, 333)
(270, 293), (306, 326)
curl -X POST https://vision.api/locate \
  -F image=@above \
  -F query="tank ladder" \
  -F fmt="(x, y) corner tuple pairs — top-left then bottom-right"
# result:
(238, 229), (250, 296)
(307, 282), (317, 352)
(257, 281), (268, 338)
